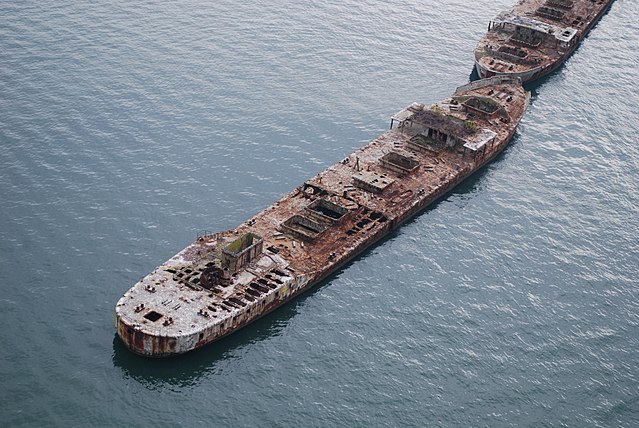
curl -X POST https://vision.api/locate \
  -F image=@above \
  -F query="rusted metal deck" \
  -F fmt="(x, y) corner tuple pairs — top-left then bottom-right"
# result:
(115, 76), (529, 357)
(474, 0), (614, 83)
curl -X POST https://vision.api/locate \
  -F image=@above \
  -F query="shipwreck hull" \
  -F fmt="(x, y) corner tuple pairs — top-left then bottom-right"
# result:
(115, 76), (529, 357)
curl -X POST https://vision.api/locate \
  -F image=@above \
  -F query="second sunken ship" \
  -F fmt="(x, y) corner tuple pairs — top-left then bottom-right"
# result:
(474, 0), (614, 83)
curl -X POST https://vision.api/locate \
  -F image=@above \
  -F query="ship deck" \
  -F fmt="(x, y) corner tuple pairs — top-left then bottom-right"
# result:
(116, 77), (528, 356)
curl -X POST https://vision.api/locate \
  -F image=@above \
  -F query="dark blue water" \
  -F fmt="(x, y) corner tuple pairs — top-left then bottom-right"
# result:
(1, 1), (637, 426)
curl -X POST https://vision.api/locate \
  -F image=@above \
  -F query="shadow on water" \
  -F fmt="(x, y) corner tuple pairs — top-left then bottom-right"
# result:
(469, 65), (480, 83)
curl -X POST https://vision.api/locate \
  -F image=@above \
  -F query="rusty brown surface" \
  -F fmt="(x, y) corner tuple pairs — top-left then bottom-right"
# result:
(115, 77), (529, 357)
(474, 0), (614, 83)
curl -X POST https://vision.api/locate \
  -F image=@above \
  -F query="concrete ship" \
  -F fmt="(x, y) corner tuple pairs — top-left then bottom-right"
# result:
(115, 76), (529, 357)
(474, 0), (614, 84)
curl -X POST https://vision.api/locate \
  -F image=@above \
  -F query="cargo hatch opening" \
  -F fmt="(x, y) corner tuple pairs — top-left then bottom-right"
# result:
(535, 6), (565, 21)
(144, 311), (164, 322)
(306, 198), (348, 223)
(280, 215), (327, 242)
(460, 96), (505, 120)
(545, 0), (574, 9)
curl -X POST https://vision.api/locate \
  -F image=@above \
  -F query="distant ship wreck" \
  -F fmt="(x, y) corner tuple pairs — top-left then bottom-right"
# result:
(116, 77), (528, 357)
(474, 0), (614, 83)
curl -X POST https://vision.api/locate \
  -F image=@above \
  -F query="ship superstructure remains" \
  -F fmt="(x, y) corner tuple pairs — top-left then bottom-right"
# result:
(474, 0), (614, 83)
(116, 77), (528, 357)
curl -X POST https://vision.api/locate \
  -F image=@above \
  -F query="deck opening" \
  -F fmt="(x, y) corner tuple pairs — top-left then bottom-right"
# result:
(497, 45), (528, 60)
(257, 278), (277, 289)
(247, 289), (261, 298)
(510, 27), (544, 48)
(250, 282), (269, 293)
(223, 300), (241, 309)
(462, 96), (504, 119)
(266, 246), (280, 254)
(356, 219), (372, 229)
(545, 0), (573, 9)
(144, 311), (163, 322)
(536, 6), (565, 21)
(228, 297), (247, 307)
(280, 215), (327, 241)
(270, 277), (284, 285)
(200, 265), (231, 290)
(369, 211), (384, 221)
(306, 198), (348, 222)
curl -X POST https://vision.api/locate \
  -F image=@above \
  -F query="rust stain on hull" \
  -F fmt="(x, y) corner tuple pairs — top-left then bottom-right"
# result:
(115, 76), (529, 357)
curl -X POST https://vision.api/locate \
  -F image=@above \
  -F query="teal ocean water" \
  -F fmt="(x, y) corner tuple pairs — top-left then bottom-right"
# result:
(1, 1), (638, 426)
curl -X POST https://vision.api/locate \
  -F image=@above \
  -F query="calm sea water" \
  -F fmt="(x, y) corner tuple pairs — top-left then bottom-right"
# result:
(1, 1), (638, 426)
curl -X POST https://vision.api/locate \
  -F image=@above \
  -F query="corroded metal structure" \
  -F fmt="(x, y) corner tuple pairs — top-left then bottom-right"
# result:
(474, 0), (614, 83)
(115, 77), (529, 357)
